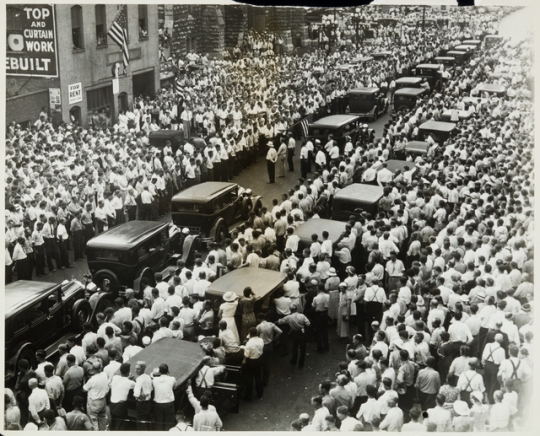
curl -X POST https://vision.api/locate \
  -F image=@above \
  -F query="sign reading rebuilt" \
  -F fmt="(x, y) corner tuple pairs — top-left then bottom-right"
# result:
(6, 5), (59, 77)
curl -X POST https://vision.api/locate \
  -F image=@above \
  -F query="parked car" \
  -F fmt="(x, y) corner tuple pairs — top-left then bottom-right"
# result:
(418, 120), (457, 144)
(446, 50), (468, 65)
(404, 141), (430, 157)
(5, 280), (95, 386)
(441, 109), (473, 122)
(348, 87), (388, 121)
(86, 220), (197, 301)
(331, 183), (384, 220)
(393, 88), (427, 113)
(307, 114), (361, 153)
(462, 39), (481, 47)
(171, 182), (262, 245)
(350, 55), (374, 64)
(206, 268), (287, 313)
(414, 63), (442, 89)
(293, 219), (347, 254)
(484, 34), (504, 47)
(472, 83), (507, 98)
(149, 130), (185, 155)
(395, 77), (423, 90)
(433, 56), (456, 71)
(371, 50), (392, 60)
(454, 44), (476, 53)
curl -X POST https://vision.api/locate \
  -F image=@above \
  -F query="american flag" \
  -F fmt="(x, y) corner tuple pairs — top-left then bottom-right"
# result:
(300, 117), (310, 138)
(175, 78), (184, 99)
(108, 5), (129, 69)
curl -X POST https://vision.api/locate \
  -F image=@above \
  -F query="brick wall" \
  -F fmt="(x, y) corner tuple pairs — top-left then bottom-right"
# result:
(6, 90), (49, 125)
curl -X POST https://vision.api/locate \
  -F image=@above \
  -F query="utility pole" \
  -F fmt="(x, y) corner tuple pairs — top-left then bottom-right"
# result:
(422, 6), (426, 31)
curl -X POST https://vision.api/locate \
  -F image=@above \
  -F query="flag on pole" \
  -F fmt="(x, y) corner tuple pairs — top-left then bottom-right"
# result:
(175, 78), (185, 99)
(108, 5), (129, 69)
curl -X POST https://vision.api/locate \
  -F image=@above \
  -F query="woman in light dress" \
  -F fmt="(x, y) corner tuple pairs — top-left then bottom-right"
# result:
(218, 291), (240, 343)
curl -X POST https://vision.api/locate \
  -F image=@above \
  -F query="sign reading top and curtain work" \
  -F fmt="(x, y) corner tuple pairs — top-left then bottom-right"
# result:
(6, 4), (59, 77)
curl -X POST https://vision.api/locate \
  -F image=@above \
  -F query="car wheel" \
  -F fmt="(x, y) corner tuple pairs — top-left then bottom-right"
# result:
(215, 223), (228, 245)
(93, 269), (120, 295)
(398, 105), (409, 113)
(253, 198), (263, 215)
(241, 198), (253, 220)
(71, 299), (92, 331)
(95, 297), (114, 316)
(18, 346), (36, 370)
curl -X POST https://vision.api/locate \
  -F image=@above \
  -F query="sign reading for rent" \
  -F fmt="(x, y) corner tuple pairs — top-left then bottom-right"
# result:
(6, 5), (59, 77)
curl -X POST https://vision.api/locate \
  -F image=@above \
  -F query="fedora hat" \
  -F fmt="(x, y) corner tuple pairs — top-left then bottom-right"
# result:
(223, 291), (238, 302)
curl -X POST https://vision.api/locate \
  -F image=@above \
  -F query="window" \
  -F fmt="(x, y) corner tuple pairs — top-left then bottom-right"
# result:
(6, 5), (24, 33)
(71, 5), (84, 50)
(69, 106), (81, 126)
(138, 5), (148, 40)
(87, 85), (113, 122)
(95, 5), (107, 46)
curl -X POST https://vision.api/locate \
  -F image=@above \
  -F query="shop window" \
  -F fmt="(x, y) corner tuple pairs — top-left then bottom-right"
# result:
(71, 5), (84, 50)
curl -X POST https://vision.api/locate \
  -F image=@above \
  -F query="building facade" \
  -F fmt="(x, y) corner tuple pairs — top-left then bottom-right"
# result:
(6, 4), (159, 128)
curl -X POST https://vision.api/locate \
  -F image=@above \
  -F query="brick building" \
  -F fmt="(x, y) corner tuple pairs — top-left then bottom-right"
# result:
(6, 4), (159, 128)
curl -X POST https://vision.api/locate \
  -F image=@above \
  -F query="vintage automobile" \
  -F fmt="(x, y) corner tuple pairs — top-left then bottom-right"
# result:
(374, 159), (417, 178)
(331, 183), (384, 220)
(171, 182), (262, 245)
(348, 87), (388, 121)
(414, 64), (442, 89)
(86, 220), (198, 301)
(433, 56), (456, 71)
(395, 77), (423, 90)
(293, 218), (347, 254)
(446, 50), (468, 65)
(441, 109), (473, 122)
(149, 130), (185, 155)
(472, 83), (507, 98)
(462, 39), (481, 47)
(484, 34), (504, 47)
(350, 55), (374, 64)
(307, 114), (361, 153)
(206, 268), (287, 313)
(335, 64), (352, 72)
(454, 44), (477, 53)
(371, 50), (392, 60)
(123, 338), (240, 420)
(418, 121), (457, 144)
(404, 141), (430, 157)
(5, 280), (95, 386)
(393, 88), (427, 113)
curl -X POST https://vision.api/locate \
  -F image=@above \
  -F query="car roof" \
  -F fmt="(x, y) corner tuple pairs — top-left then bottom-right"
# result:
(454, 45), (474, 50)
(149, 130), (184, 138)
(463, 39), (481, 43)
(435, 56), (455, 61)
(6, 281), (59, 318)
(171, 182), (237, 204)
(394, 88), (426, 96)
(294, 219), (347, 244)
(405, 141), (430, 152)
(350, 87), (379, 94)
(372, 51), (392, 56)
(447, 50), (466, 55)
(309, 115), (361, 129)
(485, 35), (503, 39)
(124, 338), (206, 387)
(334, 184), (384, 204)
(86, 220), (170, 251)
(376, 160), (415, 174)
(206, 269), (286, 300)
(396, 77), (422, 83)
(336, 64), (351, 71)
(419, 121), (457, 132)
(477, 83), (506, 93)
(416, 63), (440, 69)
(351, 56), (373, 63)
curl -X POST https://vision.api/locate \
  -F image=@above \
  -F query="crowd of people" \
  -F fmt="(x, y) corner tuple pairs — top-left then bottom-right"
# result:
(4, 5), (534, 433)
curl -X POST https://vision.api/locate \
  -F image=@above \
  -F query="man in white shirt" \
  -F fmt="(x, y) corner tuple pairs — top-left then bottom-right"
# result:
(83, 361), (110, 430)
(242, 328), (265, 401)
(27, 378), (50, 426)
(152, 317), (175, 343)
(109, 363), (136, 430)
(448, 311), (473, 346)
(133, 361), (153, 430)
(311, 396), (329, 431)
(377, 163), (393, 186)
(337, 405), (362, 431)
(425, 394), (452, 431)
(356, 385), (381, 431)
(152, 364), (177, 431)
(379, 398), (403, 431)
(195, 357), (226, 389)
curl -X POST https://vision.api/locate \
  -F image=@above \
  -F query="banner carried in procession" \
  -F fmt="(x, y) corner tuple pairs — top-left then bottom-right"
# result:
(6, 5), (59, 77)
